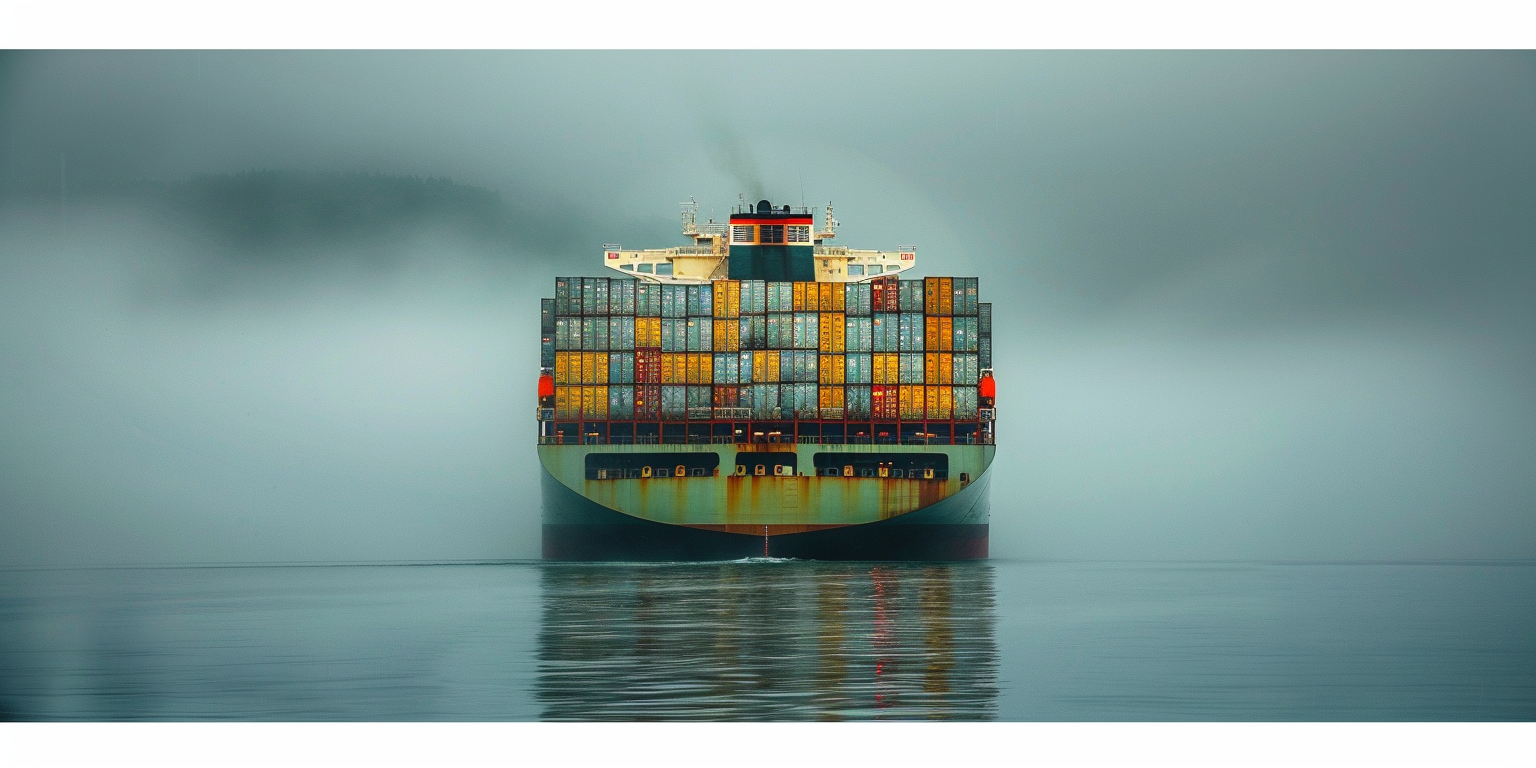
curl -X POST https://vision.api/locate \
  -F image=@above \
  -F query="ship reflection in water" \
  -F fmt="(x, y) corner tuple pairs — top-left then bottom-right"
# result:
(536, 561), (998, 721)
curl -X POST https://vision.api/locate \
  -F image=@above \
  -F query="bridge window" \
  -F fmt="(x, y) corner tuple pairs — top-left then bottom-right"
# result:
(848, 264), (864, 276)
(732, 225), (755, 244)
(787, 225), (811, 243)
(637, 263), (653, 273)
(655, 262), (673, 276)
(759, 225), (784, 244)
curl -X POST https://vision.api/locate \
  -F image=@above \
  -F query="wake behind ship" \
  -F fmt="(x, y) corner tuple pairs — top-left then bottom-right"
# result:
(536, 199), (998, 560)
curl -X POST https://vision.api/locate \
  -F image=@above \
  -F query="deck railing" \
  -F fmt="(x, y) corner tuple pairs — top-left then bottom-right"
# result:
(536, 431), (994, 447)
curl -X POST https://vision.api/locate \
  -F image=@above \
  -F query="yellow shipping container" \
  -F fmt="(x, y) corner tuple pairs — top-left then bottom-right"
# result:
(711, 320), (740, 352)
(873, 353), (899, 385)
(899, 385), (923, 419)
(817, 282), (837, 312)
(819, 386), (845, 410)
(555, 386), (575, 419)
(711, 281), (726, 318)
(687, 353), (713, 384)
(924, 277), (941, 315)
(580, 352), (606, 385)
(940, 353), (954, 385)
(554, 351), (572, 384)
(933, 386), (953, 419)
(925, 316), (939, 351)
(924, 353), (939, 385)
(753, 350), (781, 383)
(713, 281), (742, 319)
(939, 317), (954, 352)
(792, 282), (809, 311)
(939, 277), (954, 315)
(819, 312), (847, 352)
(581, 386), (609, 420)
(661, 353), (684, 384)
(819, 354), (845, 385)
(924, 385), (938, 419)
(637, 317), (660, 348)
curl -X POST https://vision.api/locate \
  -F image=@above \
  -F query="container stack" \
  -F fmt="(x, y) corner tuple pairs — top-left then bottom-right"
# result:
(545, 275), (986, 432)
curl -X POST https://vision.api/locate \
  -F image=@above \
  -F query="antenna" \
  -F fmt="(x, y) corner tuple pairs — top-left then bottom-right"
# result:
(816, 201), (839, 240)
(680, 197), (698, 236)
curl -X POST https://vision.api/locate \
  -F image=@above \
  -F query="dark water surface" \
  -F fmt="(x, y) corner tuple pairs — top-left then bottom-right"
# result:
(0, 560), (1531, 721)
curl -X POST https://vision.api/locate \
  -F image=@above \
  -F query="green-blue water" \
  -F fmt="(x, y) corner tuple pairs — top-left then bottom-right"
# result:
(0, 561), (1531, 720)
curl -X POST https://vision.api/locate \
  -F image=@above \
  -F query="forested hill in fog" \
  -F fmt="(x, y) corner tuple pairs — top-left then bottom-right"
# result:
(38, 170), (603, 261)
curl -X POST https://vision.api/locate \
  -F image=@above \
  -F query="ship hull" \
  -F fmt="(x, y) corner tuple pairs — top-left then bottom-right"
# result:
(540, 444), (991, 561)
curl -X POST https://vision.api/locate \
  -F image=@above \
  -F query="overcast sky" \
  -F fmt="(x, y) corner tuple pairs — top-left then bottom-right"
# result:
(1, 51), (1533, 566)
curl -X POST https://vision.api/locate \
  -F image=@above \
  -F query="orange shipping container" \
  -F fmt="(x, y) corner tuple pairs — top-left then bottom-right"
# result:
(938, 277), (954, 315)
(939, 316), (954, 352)
(925, 316), (939, 351)
(793, 282), (810, 311)
(873, 353), (899, 385)
(924, 277), (940, 315)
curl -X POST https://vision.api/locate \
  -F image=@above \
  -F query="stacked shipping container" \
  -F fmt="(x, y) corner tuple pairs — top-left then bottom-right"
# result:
(544, 275), (991, 431)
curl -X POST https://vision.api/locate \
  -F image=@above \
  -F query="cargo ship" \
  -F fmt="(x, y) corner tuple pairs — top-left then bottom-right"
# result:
(536, 199), (997, 560)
